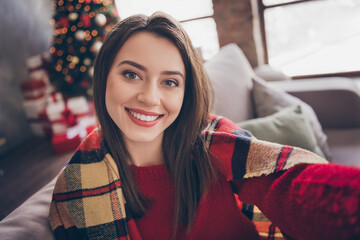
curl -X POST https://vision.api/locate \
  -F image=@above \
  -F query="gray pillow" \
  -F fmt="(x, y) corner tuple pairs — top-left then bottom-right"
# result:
(237, 105), (325, 158)
(204, 43), (255, 123)
(252, 77), (331, 159)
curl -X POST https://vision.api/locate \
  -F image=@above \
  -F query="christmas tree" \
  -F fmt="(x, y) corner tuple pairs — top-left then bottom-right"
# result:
(49, 0), (119, 98)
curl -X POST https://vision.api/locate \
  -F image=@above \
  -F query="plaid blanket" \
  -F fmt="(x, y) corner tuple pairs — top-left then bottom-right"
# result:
(49, 115), (327, 239)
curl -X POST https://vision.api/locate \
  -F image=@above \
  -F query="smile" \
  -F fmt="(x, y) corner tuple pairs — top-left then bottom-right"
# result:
(125, 108), (164, 127)
(128, 109), (160, 121)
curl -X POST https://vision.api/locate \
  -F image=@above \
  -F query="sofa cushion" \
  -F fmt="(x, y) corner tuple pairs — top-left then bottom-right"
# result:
(0, 177), (56, 240)
(237, 105), (325, 158)
(252, 76), (331, 160)
(324, 128), (360, 167)
(254, 64), (291, 82)
(204, 43), (255, 123)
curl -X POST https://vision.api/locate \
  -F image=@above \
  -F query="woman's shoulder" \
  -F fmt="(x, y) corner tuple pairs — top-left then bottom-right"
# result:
(67, 128), (106, 165)
(52, 128), (119, 196)
(52, 128), (108, 191)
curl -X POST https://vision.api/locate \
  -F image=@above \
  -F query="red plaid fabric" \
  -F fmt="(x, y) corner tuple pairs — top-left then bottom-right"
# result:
(49, 115), (327, 239)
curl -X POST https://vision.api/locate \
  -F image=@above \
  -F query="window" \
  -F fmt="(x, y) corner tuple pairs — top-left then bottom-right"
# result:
(114, 0), (219, 60)
(259, 0), (360, 77)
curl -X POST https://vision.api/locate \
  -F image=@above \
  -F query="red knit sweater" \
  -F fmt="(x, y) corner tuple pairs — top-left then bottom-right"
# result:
(131, 163), (360, 240)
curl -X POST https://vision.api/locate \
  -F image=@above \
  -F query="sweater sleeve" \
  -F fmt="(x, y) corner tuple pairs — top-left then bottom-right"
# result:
(234, 163), (360, 240)
(205, 115), (360, 239)
(205, 115), (327, 180)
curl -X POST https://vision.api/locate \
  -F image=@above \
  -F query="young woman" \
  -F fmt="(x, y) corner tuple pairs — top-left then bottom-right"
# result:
(49, 12), (360, 240)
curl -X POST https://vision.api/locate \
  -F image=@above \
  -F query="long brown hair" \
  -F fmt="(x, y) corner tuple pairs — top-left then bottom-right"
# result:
(93, 12), (217, 235)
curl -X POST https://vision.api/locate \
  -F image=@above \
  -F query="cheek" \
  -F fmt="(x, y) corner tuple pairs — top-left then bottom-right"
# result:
(105, 78), (127, 107)
(105, 81), (124, 118)
(104, 89), (116, 122)
(166, 92), (184, 116)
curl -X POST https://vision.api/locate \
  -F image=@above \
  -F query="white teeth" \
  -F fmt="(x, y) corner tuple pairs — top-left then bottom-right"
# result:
(129, 109), (159, 122)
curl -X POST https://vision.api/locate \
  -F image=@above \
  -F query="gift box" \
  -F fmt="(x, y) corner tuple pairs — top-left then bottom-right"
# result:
(23, 97), (47, 119)
(22, 92), (64, 137)
(26, 53), (52, 94)
(45, 94), (96, 136)
(45, 92), (65, 121)
(26, 54), (50, 81)
(52, 124), (96, 154)
(67, 96), (91, 124)
(46, 92), (77, 134)
(22, 94), (50, 137)
(20, 79), (47, 100)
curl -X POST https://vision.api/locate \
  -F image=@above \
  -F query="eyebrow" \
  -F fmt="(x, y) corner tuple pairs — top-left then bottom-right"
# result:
(118, 60), (185, 80)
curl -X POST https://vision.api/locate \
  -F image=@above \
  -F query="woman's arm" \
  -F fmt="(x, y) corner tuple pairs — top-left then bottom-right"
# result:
(234, 163), (360, 240)
(206, 115), (359, 239)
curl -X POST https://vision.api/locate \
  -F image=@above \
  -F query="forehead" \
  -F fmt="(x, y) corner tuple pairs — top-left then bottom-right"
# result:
(112, 32), (185, 74)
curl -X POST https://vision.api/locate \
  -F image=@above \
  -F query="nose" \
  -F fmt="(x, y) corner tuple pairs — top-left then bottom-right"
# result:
(137, 80), (161, 106)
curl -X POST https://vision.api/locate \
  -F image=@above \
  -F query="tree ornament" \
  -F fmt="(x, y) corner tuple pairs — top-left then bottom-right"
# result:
(80, 14), (91, 28)
(65, 75), (74, 84)
(59, 17), (69, 28)
(88, 66), (94, 77)
(90, 41), (102, 52)
(95, 13), (107, 27)
(68, 12), (78, 21)
(81, 80), (90, 88)
(83, 58), (91, 66)
(75, 30), (86, 41)
(71, 56), (80, 64)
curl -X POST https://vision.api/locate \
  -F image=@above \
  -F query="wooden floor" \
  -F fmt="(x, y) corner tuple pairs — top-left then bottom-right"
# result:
(0, 137), (73, 220)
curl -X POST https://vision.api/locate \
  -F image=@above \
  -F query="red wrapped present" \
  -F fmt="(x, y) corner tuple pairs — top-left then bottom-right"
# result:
(41, 93), (97, 137)
(26, 54), (50, 81)
(45, 93), (71, 134)
(20, 79), (47, 100)
(52, 124), (96, 154)
(67, 96), (91, 124)
(45, 93), (65, 121)
(26, 53), (53, 94)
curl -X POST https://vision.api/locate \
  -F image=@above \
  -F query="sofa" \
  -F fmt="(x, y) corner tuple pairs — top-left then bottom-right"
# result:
(1, 43), (359, 239)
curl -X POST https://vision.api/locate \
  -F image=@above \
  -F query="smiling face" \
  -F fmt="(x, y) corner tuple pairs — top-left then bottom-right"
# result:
(105, 32), (186, 148)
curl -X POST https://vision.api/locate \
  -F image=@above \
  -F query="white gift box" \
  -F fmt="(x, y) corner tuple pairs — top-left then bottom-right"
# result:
(26, 54), (42, 70)
(51, 122), (68, 135)
(67, 96), (89, 115)
(45, 93), (65, 122)
(23, 97), (46, 119)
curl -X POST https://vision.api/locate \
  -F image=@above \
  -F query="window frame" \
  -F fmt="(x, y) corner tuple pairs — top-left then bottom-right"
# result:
(257, 0), (360, 79)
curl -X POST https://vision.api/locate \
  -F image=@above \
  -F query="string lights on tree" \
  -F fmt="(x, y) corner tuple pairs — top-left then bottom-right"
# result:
(49, 0), (119, 98)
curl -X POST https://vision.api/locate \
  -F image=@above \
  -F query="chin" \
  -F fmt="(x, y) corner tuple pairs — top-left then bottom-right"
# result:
(123, 132), (162, 144)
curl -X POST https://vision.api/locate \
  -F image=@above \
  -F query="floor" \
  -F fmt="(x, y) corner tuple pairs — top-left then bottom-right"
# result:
(0, 137), (73, 220)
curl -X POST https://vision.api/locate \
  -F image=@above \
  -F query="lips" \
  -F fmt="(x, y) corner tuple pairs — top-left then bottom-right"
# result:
(125, 108), (164, 127)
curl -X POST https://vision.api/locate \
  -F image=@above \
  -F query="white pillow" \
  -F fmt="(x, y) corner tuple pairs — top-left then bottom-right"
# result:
(204, 43), (255, 122)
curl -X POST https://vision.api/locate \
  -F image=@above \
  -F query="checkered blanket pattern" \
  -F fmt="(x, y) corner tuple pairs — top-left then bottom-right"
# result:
(49, 115), (327, 239)
(205, 116), (327, 181)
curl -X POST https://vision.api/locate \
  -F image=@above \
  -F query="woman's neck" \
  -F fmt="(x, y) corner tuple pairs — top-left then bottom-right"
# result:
(124, 136), (165, 167)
